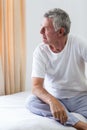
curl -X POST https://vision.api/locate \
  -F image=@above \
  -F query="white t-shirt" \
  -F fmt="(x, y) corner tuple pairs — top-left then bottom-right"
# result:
(32, 34), (87, 99)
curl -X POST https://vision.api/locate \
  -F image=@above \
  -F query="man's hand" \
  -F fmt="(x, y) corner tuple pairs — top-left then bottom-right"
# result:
(49, 98), (68, 124)
(32, 78), (68, 124)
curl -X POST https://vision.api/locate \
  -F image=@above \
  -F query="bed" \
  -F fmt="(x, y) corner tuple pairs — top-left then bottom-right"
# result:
(0, 91), (87, 130)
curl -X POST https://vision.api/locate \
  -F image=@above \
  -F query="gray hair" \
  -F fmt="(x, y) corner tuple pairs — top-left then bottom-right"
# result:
(44, 8), (71, 35)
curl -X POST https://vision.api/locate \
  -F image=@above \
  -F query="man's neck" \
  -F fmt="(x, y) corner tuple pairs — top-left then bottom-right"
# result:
(49, 35), (68, 53)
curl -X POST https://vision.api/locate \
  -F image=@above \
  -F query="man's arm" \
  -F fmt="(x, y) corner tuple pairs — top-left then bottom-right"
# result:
(32, 77), (68, 124)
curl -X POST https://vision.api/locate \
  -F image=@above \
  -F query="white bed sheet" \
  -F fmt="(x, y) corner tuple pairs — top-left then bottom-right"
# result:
(0, 91), (87, 130)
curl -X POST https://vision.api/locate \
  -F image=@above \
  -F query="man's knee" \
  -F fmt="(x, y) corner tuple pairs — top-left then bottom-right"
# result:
(25, 95), (49, 116)
(25, 95), (38, 110)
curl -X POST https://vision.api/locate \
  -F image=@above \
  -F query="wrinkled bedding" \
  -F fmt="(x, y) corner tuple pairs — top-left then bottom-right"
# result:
(0, 91), (86, 130)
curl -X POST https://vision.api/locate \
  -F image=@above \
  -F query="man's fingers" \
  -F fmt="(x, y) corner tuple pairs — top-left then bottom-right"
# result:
(52, 111), (68, 124)
(60, 113), (68, 124)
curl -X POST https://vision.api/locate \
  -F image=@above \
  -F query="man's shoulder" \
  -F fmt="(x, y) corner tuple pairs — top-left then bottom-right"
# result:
(35, 43), (48, 52)
(69, 34), (87, 51)
(68, 34), (78, 41)
(33, 43), (49, 57)
(38, 42), (48, 49)
(69, 33), (87, 42)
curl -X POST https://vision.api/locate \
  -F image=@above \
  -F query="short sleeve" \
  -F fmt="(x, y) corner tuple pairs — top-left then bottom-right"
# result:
(31, 46), (46, 78)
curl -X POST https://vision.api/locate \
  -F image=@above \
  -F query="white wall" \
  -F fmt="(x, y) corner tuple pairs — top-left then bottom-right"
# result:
(25, 0), (87, 90)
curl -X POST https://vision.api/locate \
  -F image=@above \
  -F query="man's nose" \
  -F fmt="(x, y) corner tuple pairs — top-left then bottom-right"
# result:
(40, 27), (44, 34)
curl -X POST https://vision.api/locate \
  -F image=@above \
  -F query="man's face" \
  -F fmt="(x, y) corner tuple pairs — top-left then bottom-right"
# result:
(40, 18), (58, 45)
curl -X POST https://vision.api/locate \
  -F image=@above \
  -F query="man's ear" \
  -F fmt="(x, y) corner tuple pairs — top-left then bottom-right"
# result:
(57, 27), (65, 36)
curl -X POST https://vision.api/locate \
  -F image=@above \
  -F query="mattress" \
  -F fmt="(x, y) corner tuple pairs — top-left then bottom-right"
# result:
(0, 91), (87, 130)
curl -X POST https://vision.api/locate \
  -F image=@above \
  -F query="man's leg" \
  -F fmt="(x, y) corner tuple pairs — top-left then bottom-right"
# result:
(26, 94), (53, 117)
(61, 94), (87, 130)
(26, 95), (80, 126)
